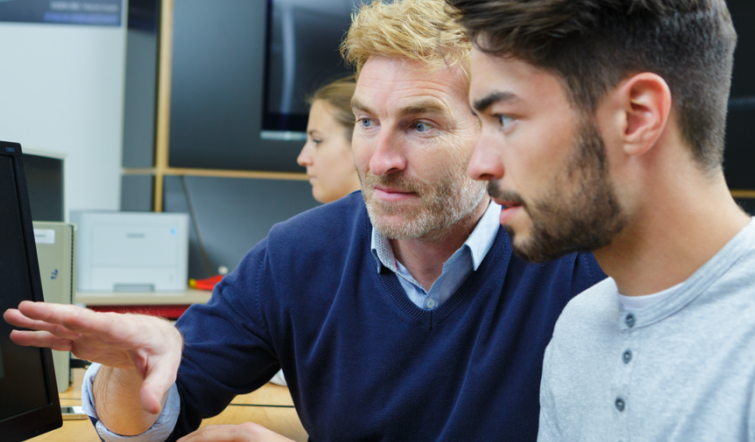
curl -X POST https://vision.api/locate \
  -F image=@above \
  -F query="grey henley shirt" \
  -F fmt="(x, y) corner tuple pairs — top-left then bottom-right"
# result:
(539, 218), (755, 441)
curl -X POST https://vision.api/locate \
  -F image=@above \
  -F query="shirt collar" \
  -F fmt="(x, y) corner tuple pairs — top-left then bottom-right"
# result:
(370, 201), (501, 273)
(466, 201), (502, 270)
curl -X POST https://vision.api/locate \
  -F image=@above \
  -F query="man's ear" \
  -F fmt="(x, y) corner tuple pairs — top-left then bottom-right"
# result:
(617, 73), (672, 157)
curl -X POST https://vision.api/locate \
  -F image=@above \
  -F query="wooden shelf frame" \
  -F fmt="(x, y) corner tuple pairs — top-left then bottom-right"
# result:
(153, 0), (174, 212)
(123, 167), (308, 181)
(145, 0), (307, 212)
(731, 190), (755, 199)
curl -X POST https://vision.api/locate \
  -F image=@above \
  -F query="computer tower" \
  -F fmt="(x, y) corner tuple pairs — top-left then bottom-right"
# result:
(33, 221), (76, 393)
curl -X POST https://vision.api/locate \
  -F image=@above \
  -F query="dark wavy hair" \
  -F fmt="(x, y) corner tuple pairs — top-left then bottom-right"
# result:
(446, 0), (737, 170)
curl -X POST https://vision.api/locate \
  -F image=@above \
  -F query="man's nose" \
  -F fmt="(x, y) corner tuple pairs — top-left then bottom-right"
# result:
(369, 130), (407, 176)
(468, 131), (505, 182)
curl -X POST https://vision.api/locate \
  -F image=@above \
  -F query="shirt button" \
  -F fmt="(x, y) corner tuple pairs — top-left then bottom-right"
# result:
(625, 314), (636, 328)
(623, 350), (632, 364)
(615, 398), (625, 412)
(426, 299), (436, 309)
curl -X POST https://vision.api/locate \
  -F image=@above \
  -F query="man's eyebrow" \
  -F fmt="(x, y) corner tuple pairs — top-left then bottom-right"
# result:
(396, 100), (447, 119)
(351, 97), (377, 116)
(473, 91), (518, 113)
(352, 97), (449, 119)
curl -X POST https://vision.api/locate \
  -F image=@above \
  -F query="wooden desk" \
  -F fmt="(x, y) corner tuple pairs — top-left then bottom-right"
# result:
(29, 369), (308, 442)
(75, 289), (212, 307)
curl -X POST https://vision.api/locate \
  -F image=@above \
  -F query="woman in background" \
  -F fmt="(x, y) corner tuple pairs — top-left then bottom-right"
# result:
(270, 77), (360, 388)
(296, 76), (361, 203)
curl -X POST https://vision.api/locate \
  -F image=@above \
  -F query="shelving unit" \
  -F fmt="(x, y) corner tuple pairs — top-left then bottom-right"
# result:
(122, 0), (307, 213)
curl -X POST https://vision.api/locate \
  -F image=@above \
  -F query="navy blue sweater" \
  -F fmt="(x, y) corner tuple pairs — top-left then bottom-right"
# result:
(170, 193), (605, 441)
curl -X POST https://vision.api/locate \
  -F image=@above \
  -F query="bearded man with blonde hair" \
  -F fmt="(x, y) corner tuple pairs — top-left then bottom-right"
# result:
(5, 1), (603, 441)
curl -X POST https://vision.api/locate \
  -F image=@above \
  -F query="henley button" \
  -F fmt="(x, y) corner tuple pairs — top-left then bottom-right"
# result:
(615, 398), (625, 412)
(623, 350), (632, 364)
(625, 314), (636, 328)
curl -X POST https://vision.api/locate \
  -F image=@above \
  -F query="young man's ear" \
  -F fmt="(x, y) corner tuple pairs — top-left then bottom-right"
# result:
(617, 73), (672, 157)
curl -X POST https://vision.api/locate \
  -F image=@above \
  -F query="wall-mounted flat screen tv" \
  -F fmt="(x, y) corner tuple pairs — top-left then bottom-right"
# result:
(723, 0), (755, 190)
(262, 0), (361, 141)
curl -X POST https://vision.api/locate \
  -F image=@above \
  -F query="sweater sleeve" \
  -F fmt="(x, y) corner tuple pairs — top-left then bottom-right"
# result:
(166, 239), (283, 441)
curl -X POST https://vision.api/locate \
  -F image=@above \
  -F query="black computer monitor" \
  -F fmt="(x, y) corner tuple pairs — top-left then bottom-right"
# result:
(0, 141), (62, 441)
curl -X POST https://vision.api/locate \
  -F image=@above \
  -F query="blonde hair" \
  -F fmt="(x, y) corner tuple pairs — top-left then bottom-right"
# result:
(341, 0), (470, 79)
(307, 76), (357, 142)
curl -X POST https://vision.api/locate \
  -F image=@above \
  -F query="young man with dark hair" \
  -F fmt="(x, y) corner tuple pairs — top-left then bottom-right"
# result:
(448, 0), (755, 439)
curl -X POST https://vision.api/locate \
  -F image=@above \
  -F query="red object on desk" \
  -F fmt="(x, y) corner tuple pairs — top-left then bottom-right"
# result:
(189, 275), (224, 291)
(88, 305), (191, 320)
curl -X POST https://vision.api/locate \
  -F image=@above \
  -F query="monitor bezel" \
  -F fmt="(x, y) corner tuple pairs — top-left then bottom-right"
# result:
(0, 141), (63, 442)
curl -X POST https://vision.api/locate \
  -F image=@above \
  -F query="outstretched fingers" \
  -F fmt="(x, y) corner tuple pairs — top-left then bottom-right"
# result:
(4, 308), (82, 340)
(9, 329), (73, 351)
(18, 301), (108, 333)
(16, 302), (144, 347)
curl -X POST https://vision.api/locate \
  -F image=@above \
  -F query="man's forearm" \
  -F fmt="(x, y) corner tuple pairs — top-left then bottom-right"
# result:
(93, 366), (167, 436)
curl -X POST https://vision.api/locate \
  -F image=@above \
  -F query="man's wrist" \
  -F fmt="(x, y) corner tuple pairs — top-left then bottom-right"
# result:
(82, 363), (182, 441)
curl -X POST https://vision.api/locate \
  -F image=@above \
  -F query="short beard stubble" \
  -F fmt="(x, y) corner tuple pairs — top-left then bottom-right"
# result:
(361, 161), (486, 241)
(490, 120), (628, 262)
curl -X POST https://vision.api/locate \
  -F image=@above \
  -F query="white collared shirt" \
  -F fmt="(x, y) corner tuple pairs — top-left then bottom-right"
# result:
(370, 202), (502, 310)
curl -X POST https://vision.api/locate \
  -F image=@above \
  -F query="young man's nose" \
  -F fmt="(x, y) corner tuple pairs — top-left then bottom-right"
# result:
(468, 134), (505, 182)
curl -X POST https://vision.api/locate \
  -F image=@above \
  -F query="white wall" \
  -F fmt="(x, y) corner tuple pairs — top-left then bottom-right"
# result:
(0, 21), (127, 219)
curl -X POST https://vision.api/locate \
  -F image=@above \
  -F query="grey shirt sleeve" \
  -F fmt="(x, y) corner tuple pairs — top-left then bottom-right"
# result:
(81, 363), (181, 442)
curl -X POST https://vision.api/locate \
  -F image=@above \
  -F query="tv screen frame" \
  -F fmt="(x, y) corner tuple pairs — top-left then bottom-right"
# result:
(261, 0), (360, 140)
